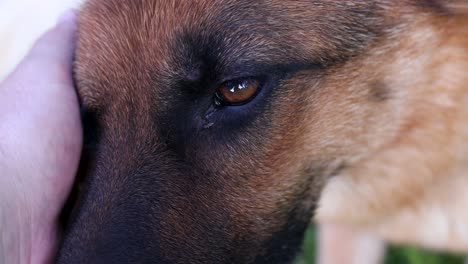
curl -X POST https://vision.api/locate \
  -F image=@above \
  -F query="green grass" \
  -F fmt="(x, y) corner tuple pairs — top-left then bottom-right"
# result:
(294, 226), (466, 264)
(294, 227), (317, 264)
(385, 246), (465, 264)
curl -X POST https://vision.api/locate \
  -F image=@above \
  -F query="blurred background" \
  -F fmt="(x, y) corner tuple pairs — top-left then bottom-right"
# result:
(295, 226), (467, 264)
(0, 1), (466, 263)
(0, 0), (81, 80)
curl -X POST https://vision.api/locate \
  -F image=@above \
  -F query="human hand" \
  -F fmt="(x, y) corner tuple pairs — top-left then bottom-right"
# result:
(0, 11), (82, 264)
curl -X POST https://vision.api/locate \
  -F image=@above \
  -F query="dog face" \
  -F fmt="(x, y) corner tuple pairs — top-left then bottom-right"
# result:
(57, 0), (468, 263)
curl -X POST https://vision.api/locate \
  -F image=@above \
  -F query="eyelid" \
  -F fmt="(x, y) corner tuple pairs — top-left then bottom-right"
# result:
(217, 67), (268, 84)
(217, 60), (323, 85)
(216, 75), (266, 89)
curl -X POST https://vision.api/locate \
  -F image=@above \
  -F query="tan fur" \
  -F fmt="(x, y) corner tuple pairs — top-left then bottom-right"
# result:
(317, 11), (468, 251)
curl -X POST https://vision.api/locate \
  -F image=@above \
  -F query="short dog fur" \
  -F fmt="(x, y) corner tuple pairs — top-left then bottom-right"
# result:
(57, 1), (468, 263)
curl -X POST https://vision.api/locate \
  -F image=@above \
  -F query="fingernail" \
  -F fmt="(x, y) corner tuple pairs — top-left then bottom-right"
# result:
(57, 10), (77, 25)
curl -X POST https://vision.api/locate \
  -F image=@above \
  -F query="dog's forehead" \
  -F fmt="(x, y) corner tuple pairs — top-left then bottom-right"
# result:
(76, 0), (379, 107)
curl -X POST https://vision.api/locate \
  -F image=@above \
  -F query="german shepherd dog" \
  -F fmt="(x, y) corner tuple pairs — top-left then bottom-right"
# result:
(57, 0), (468, 263)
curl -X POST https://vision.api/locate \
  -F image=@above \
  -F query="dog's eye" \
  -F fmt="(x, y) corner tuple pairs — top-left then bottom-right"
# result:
(214, 78), (261, 106)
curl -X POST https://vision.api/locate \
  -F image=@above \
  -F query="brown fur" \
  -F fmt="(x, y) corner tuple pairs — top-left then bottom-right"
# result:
(58, 1), (468, 263)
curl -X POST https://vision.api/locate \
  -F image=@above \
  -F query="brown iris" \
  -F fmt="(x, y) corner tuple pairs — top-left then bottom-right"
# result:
(214, 78), (261, 106)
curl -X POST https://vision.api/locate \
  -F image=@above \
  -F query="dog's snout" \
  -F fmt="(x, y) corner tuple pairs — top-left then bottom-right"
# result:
(58, 210), (161, 263)
(57, 176), (164, 263)
(56, 139), (173, 263)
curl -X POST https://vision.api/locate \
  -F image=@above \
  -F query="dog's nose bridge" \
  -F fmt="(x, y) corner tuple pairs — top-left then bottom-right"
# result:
(57, 142), (173, 263)
(57, 176), (165, 263)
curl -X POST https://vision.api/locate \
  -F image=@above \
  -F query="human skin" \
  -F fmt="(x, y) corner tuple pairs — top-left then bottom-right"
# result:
(0, 11), (82, 264)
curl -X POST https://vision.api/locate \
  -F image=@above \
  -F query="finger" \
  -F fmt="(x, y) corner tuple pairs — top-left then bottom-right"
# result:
(0, 10), (81, 161)
(0, 10), (78, 118)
